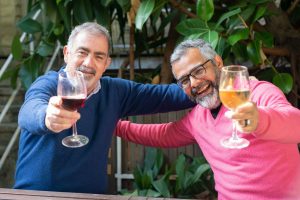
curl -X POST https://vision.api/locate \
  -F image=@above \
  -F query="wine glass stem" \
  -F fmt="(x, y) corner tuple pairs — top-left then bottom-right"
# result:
(72, 123), (78, 137)
(232, 120), (238, 140)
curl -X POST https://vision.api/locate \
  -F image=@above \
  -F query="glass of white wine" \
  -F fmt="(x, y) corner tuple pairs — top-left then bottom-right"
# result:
(219, 65), (250, 149)
(57, 69), (89, 148)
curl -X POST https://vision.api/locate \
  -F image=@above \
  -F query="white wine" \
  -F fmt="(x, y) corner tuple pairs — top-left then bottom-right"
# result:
(219, 89), (250, 110)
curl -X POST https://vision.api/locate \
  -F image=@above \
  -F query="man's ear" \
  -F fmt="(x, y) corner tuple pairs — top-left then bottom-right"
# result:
(214, 55), (223, 70)
(63, 46), (69, 64)
(104, 57), (112, 70)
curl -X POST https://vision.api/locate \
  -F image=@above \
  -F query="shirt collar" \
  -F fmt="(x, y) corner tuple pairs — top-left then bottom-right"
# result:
(87, 80), (101, 99)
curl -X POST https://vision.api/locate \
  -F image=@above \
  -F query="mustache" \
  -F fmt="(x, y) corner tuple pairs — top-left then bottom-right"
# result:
(191, 80), (210, 96)
(76, 65), (96, 76)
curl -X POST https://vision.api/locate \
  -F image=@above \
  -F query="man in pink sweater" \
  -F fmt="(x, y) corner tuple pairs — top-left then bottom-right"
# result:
(116, 39), (300, 199)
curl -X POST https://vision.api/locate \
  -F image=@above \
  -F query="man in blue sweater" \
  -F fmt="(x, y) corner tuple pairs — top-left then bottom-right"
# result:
(14, 22), (194, 193)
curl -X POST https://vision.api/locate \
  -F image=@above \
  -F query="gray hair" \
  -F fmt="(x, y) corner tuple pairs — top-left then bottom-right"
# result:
(67, 22), (111, 54)
(170, 39), (217, 65)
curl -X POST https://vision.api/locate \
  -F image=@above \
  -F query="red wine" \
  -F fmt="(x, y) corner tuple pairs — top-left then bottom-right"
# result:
(61, 96), (86, 111)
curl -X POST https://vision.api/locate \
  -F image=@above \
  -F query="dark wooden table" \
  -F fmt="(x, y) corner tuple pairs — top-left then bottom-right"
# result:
(0, 188), (190, 200)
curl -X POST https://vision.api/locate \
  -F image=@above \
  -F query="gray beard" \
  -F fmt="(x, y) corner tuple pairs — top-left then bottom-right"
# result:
(195, 86), (220, 109)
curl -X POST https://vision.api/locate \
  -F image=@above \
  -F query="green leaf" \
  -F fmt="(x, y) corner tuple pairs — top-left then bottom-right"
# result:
(215, 8), (241, 29)
(255, 31), (273, 48)
(153, 178), (170, 197)
(17, 18), (42, 34)
(57, 1), (71, 33)
(11, 35), (23, 61)
(272, 73), (293, 94)
(191, 164), (210, 184)
(145, 189), (161, 197)
(116, 0), (131, 11)
(227, 28), (249, 46)
(255, 68), (276, 82)
(215, 37), (227, 57)
(73, 0), (94, 23)
(135, 0), (155, 30)
(196, 0), (214, 21)
(53, 24), (64, 36)
(19, 55), (41, 89)
(246, 40), (261, 65)
(93, 2), (110, 29)
(231, 43), (248, 62)
(176, 18), (208, 37)
(201, 30), (219, 49)
(37, 41), (55, 57)
(252, 5), (267, 22)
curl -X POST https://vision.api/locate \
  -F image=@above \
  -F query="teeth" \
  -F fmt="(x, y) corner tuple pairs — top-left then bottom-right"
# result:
(198, 84), (209, 94)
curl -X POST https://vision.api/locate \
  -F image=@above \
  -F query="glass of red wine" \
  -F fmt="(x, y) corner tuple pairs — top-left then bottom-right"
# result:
(57, 69), (89, 148)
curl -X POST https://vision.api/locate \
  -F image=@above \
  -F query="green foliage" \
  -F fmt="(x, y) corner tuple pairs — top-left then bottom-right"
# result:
(7, 0), (295, 94)
(122, 148), (216, 199)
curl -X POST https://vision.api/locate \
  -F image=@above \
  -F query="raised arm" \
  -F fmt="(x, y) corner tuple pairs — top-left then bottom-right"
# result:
(251, 81), (300, 143)
(115, 119), (196, 148)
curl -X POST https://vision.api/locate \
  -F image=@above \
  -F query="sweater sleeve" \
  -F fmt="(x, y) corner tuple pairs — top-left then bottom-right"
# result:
(251, 81), (300, 143)
(115, 119), (196, 148)
(105, 78), (196, 117)
(18, 71), (58, 135)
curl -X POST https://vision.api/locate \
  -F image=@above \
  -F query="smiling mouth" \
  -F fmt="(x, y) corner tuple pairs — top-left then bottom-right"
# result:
(192, 82), (211, 98)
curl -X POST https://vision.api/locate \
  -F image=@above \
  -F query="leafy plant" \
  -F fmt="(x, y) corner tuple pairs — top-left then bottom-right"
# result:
(121, 147), (216, 199)
(5, 0), (300, 101)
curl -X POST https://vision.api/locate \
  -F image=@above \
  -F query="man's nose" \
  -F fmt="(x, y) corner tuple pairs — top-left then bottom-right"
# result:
(189, 75), (199, 87)
(82, 54), (95, 67)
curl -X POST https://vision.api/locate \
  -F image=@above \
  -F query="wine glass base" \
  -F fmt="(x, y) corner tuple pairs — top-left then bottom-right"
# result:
(62, 135), (89, 148)
(220, 137), (249, 149)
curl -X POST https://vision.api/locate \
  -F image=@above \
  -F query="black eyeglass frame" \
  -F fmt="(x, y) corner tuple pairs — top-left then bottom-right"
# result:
(176, 59), (212, 88)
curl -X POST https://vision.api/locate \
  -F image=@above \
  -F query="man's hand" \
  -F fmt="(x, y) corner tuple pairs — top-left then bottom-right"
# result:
(225, 101), (259, 133)
(45, 96), (80, 133)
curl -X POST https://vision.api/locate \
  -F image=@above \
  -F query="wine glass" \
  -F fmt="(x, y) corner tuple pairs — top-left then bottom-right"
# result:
(57, 69), (89, 148)
(219, 65), (250, 149)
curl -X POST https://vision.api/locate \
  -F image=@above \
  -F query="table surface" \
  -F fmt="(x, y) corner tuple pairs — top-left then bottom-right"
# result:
(0, 188), (191, 200)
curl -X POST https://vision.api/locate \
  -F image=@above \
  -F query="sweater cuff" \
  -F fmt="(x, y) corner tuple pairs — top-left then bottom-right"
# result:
(252, 107), (270, 138)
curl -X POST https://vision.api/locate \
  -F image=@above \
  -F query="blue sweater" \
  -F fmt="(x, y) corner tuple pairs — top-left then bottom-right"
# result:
(14, 70), (194, 194)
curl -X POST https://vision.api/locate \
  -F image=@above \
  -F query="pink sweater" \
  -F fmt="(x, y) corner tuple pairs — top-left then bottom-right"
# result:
(116, 80), (300, 199)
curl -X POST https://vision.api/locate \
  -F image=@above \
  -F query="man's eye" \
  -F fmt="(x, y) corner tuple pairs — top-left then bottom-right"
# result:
(77, 51), (87, 56)
(180, 77), (190, 85)
(192, 67), (205, 76)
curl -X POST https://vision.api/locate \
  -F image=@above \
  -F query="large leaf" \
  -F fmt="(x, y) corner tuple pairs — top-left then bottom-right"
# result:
(201, 30), (219, 49)
(191, 164), (210, 184)
(73, 0), (94, 23)
(135, 0), (155, 30)
(37, 41), (55, 57)
(215, 37), (227, 57)
(17, 18), (42, 34)
(227, 28), (249, 46)
(255, 31), (274, 48)
(252, 5), (267, 23)
(93, 2), (110, 29)
(272, 73), (293, 94)
(11, 35), (23, 61)
(246, 40), (261, 65)
(152, 177), (170, 197)
(215, 8), (241, 29)
(19, 55), (42, 89)
(196, 0), (214, 21)
(176, 18), (208, 37)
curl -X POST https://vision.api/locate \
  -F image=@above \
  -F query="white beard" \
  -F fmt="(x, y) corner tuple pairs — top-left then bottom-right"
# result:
(195, 86), (220, 109)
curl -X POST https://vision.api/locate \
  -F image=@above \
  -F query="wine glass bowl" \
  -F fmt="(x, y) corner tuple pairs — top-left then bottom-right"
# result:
(57, 69), (89, 148)
(219, 65), (250, 149)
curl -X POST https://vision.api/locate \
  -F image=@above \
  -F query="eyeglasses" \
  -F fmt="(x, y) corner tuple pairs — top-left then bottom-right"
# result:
(177, 59), (212, 89)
